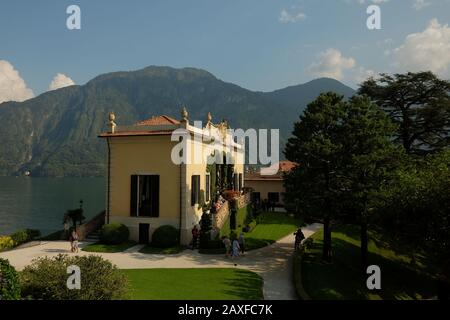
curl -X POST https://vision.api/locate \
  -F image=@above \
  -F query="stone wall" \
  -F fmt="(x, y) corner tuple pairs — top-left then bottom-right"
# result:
(78, 211), (105, 240)
(213, 201), (229, 230)
(236, 192), (251, 209)
(213, 193), (251, 230)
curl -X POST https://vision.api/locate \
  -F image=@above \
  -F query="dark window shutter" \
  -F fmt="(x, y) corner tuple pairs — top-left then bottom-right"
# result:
(191, 175), (200, 206)
(151, 175), (160, 217)
(191, 176), (195, 206)
(206, 175), (210, 202)
(130, 175), (138, 216)
(239, 173), (243, 191)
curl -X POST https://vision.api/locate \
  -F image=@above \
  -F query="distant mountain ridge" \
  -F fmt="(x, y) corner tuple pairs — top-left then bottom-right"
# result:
(0, 66), (355, 177)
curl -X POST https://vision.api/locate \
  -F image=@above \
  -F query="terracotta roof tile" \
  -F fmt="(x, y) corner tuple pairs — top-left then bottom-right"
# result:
(279, 160), (297, 172)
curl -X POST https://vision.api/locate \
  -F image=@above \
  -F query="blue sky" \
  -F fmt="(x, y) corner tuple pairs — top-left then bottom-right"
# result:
(0, 0), (449, 102)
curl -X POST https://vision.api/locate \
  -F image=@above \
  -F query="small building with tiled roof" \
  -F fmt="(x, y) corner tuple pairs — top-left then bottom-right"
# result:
(245, 161), (297, 207)
(99, 108), (244, 245)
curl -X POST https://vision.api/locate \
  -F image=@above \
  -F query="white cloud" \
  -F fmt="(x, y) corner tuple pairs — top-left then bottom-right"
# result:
(279, 9), (306, 23)
(48, 73), (75, 91)
(353, 67), (377, 84)
(307, 48), (356, 80)
(392, 19), (450, 77)
(413, 0), (431, 10)
(349, 0), (389, 4)
(0, 60), (34, 104)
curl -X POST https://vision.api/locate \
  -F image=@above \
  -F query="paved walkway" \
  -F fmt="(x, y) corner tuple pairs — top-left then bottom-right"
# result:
(0, 223), (321, 300)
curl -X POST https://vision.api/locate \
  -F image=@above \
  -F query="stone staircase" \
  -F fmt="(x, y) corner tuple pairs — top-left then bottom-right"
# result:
(84, 230), (100, 243)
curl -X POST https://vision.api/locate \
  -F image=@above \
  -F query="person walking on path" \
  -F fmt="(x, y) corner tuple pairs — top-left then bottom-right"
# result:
(231, 238), (240, 260)
(222, 236), (231, 257)
(71, 228), (79, 253)
(294, 228), (305, 251)
(191, 225), (199, 249)
(238, 232), (245, 255)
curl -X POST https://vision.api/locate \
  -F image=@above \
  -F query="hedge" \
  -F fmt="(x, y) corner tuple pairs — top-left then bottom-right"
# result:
(99, 223), (130, 244)
(151, 225), (179, 248)
(0, 258), (21, 300)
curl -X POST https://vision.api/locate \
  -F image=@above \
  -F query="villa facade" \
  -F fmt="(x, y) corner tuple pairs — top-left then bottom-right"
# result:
(245, 161), (296, 207)
(99, 108), (244, 245)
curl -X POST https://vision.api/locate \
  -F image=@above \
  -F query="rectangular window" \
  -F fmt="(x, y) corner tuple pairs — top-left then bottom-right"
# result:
(130, 175), (159, 217)
(191, 175), (200, 206)
(251, 192), (261, 203)
(238, 173), (243, 191)
(234, 174), (238, 191)
(205, 174), (210, 202)
(268, 192), (280, 203)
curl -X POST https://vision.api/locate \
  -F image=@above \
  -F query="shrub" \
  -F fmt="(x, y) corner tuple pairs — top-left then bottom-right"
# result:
(0, 258), (21, 300)
(9, 229), (41, 246)
(199, 213), (212, 250)
(26, 229), (41, 240)
(151, 225), (179, 248)
(20, 254), (128, 300)
(0, 236), (15, 252)
(99, 223), (130, 244)
(303, 238), (314, 250)
(200, 239), (224, 250)
(10, 230), (28, 245)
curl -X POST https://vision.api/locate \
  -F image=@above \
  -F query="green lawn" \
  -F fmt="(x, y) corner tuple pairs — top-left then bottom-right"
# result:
(139, 245), (185, 254)
(244, 212), (302, 250)
(301, 225), (437, 300)
(122, 268), (264, 300)
(82, 241), (137, 253)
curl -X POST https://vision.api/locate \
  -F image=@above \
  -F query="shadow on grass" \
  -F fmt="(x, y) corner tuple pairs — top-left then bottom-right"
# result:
(302, 234), (437, 300)
(220, 269), (264, 300)
(139, 245), (185, 254)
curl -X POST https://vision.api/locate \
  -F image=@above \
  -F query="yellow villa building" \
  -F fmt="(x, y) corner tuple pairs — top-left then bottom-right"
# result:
(245, 161), (296, 208)
(99, 108), (244, 245)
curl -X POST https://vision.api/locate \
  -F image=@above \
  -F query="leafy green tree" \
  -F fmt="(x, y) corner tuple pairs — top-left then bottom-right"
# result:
(337, 96), (400, 269)
(359, 72), (450, 154)
(377, 149), (450, 263)
(285, 92), (347, 262)
(285, 93), (399, 267)
(63, 208), (85, 229)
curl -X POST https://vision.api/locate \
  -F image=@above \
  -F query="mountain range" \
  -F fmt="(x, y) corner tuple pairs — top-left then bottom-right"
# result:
(0, 66), (355, 177)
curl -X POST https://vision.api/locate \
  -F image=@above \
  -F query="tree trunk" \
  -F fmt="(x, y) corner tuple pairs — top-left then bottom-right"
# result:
(323, 216), (332, 262)
(360, 219), (368, 272)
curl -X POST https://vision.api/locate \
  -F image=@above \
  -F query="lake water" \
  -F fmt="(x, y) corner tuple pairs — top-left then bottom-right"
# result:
(0, 177), (106, 236)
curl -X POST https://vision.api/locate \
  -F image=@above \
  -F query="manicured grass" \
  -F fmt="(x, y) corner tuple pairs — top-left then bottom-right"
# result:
(82, 241), (137, 253)
(301, 225), (437, 300)
(123, 268), (264, 300)
(139, 245), (185, 254)
(244, 212), (302, 250)
(220, 205), (252, 238)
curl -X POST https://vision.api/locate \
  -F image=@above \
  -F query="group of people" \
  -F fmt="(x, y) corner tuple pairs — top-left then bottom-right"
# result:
(260, 199), (276, 212)
(68, 228), (79, 253)
(191, 224), (246, 260)
(221, 232), (245, 259)
(294, 227), (305, 251)
(209, 195), (226, 214)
